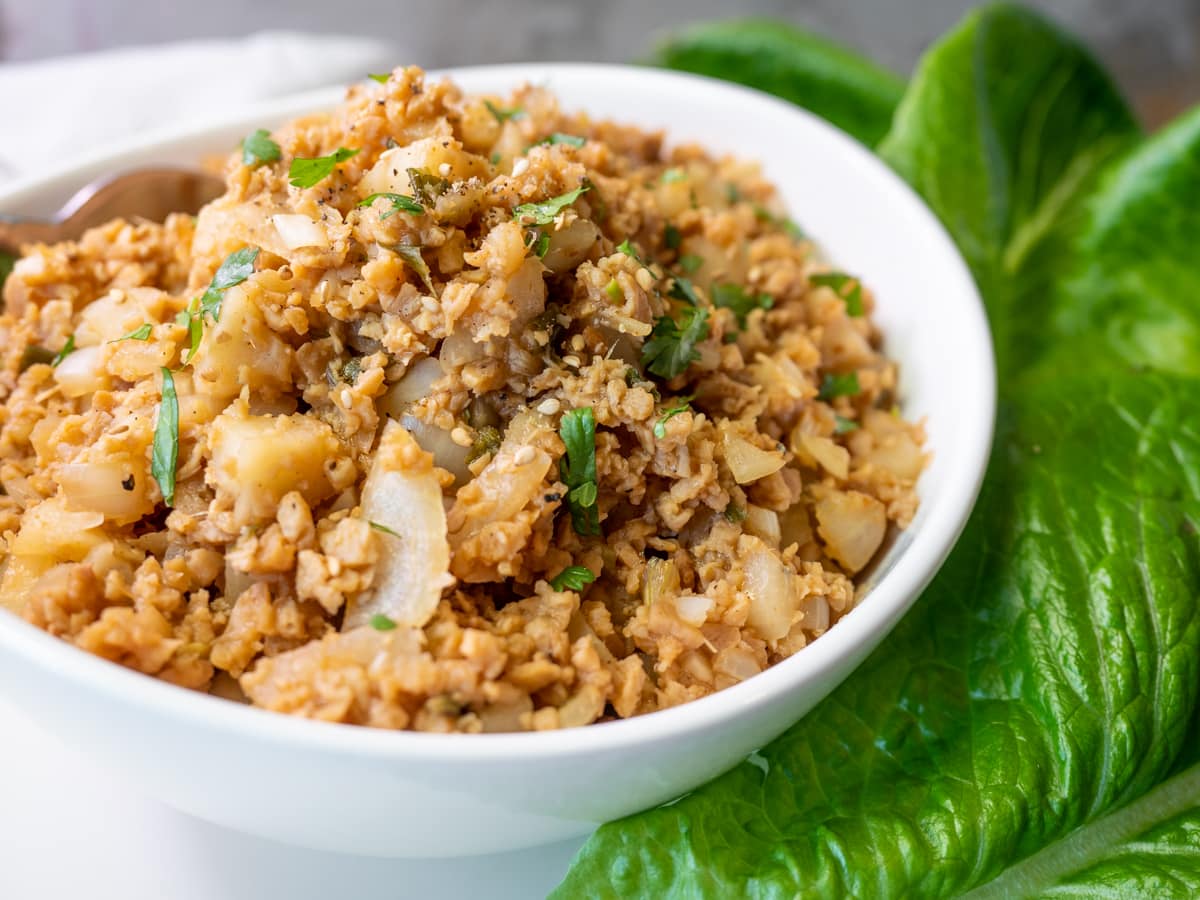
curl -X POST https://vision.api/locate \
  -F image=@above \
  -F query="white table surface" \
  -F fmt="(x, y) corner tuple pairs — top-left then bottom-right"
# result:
(0, 695), (587, 899)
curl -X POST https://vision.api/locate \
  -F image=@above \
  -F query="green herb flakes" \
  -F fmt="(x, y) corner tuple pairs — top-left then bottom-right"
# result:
(151, 368), (179, 507)
(484, 100), (524, 123)
(661, 167), (687, 183)
(668, 276), (701, 306)
(241, 129), (281, 168)
(536, 133), (587, 148)
(406, 168), (451, 205)
(679, 253), (704, 274)
(617, 238), (643, 263)
(18, 345), (55, 372)
(288, 147), (360, 188)
(663, 223), (682, 250)
(369, 521), (400, 538)
(549, 565), (596, 592)
(642, 307), (710, 380)
(51, 334), (75, 367)
(513, 185), (589, 226)
(653, 396), (693, 439)
(711, 282), (774, 328)
(113, 323), (153, 342)
(834, 414), (860, 434)
(367, 73), (390, 84)
(559, 407), (600, 536)
(818, 371), (861, 400)
(391, 244), (436, 295)
(369, 613), (398, 631)
(811, 271), (864, 316)
(358, 192), (424, 219)
(605, 279), (623, 303)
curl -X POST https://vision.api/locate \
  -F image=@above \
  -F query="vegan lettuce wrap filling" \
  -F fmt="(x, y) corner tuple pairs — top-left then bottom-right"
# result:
(0, 68), (923, 732)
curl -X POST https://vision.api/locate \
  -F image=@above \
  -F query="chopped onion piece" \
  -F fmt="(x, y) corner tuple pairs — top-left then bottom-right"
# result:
(53, 344), (104, 398)
(799, 593), (831, 632)
(720, 425), (786, 484)
(743, 505), (781, 548)
(272, 213), (329, 249)
(342, 421), (453, 629)
(674, 593), (714, 627)
(814, 490), (887, 574)
(381, 357), (445, 415)
(742, 546), (797, 641)
(799, 433), (850, 479)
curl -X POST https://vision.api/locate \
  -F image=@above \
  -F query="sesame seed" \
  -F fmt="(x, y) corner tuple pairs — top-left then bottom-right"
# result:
(450, 426), (472, 447)
(536, 397), (561, 415)
(570, 334), (585, 352)
(514, 446), (536, 465)
(437, 162), (452, 176)
(562, 355), (581, 368)
(511, 158), (529, 177)
(339, 388), (354, 407)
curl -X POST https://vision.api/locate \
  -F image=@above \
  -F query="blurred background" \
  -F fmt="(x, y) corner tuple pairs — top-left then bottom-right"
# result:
(0, 0), (1197, 126)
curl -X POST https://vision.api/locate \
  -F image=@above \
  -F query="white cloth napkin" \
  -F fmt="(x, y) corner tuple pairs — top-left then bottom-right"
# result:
(0, 32), (400, 183)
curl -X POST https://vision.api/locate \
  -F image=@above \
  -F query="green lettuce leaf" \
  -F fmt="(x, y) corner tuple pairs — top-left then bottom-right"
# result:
(554, 374), (1200, 898)
(973, 763), (1200, 897)
(877, 3), (1140, 373)
(556, 4), (1200, 897)
(1041, 107), (1200, 378)
(649, 19), (905, 147)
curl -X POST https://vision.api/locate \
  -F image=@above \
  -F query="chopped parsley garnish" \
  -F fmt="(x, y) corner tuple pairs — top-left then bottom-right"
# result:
(559, 407), (600, 536)
(642, 307), (710, 380)
(549, 565), (596, 592)
(370, 521), (400, 537)
(391, 244), (435, 295)
(407, 168), (450, 205)
(712, 283), (775, 328)
(661, 168), (687, 184)
(512, 184), (589, 225)
(679, 254), (703, 274)
(241, 129), (281, 168)
(288, 147), (360, 188)
(467, 425), (503, 464)
(725, 183), (741, 203)
(199, 247), (258, 323)
(151, 367), (179, 507)
(625, 366), (661, 399)
(663, 223), (682, 250)
(819, 372), (861, 400)
(18, 345), (55, 372)
(536, 133), (586, 148)
(51, 334), (75, 367)
(617, 238), (643, 263)
(724, 501), (747, 523)
(178, 246), (258, 362)
(811, 272), (864, 316)
(834, 414), (860, 434)
(367, 73), (390, 84)
(358, 192), (424, 219)
(484, 100), (525, 123)
(369, 613), (398, 631)
(653, 395), (693, 439)
(754, 204), (806, 240)
(605, 279), (623, 303)
(113, 323), (153, 342)
(340, 357), (362, 384)
(525, 229), (551, 258)
(668, 276), (701, 306)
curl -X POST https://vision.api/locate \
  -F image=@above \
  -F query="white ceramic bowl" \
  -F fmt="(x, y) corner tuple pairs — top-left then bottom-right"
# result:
(0, 64), (994, 858)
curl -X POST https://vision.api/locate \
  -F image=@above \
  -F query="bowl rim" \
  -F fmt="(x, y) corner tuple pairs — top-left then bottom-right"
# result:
(0, 62), (996, 762)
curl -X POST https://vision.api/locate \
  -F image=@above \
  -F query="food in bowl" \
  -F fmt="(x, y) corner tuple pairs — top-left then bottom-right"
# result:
(0, 67), (925, 732)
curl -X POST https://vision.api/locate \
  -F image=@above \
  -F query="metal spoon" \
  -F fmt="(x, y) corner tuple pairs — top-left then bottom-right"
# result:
(0, 168), (225, 256)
